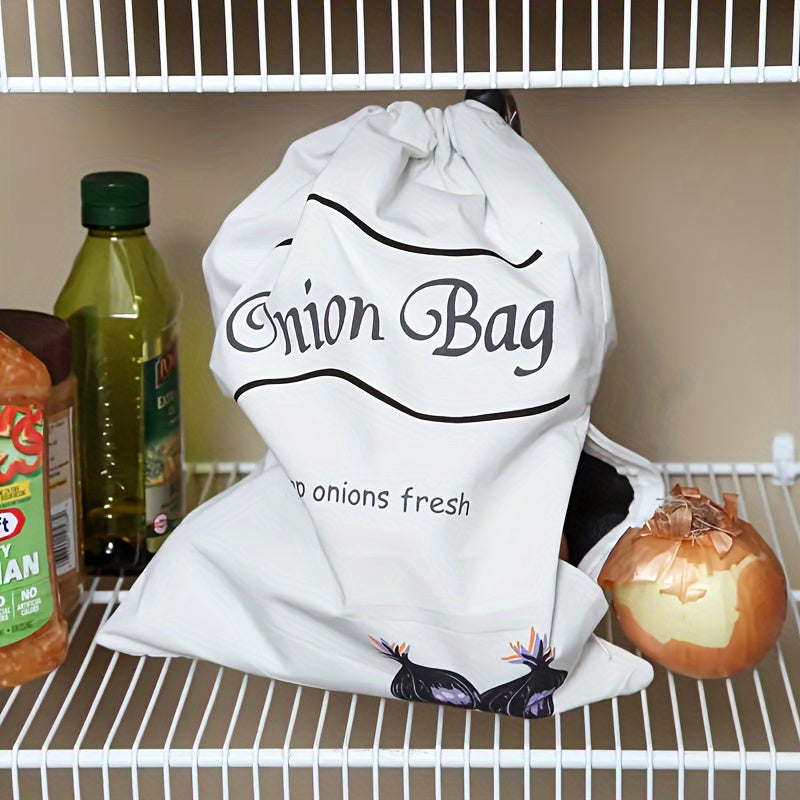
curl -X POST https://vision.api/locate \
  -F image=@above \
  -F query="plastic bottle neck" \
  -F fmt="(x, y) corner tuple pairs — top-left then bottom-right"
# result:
(86, 227), (148, 239)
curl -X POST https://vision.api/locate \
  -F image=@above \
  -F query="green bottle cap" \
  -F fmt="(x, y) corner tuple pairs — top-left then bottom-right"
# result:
(81, 171), (150, 230)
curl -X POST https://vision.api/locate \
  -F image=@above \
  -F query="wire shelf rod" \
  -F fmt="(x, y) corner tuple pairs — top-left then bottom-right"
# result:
(190, 0), (202, 92)
(257, 0), (267, 90)
(689, 0), (699, 85)
(72, 649), (121, 799)
(373, 697), (386, 800)
(657, 0), (665, 85)
(583, 704), (592, 799)
(187, 459), (789, 478)
(455, 0), (464, 89)
(492, 713), (501, 800)
(636, 648), (655, 799)
(555, 0), (563, 88)
(91, 0), (104, 91)
(356, 0), (365, 89)
(423, 0), (432, 89)
(323, 0), (333, 91)
(221, 674), (249, 800)
(752, 670), (778, 799)
(555, 712), (563, 800)
(623, 0), (632, 87)
(282, 686), (302, 800)
(489, 0), (497, 89)
(131, 657), (172, 800)
(312, 690), (330, 800)
(725, 678), (748, 800)
(610, 639), (623, 798)
(402, 703), (413, 800)
(522, 0), (531, 89)
(521, 716), (529, 800)
(4, 746), (800, 772)
(724, 0), (734, 82)
(591, 0), (599, 87)
(124, 0), (136, 92)
(759, 0), (768, 83)
(391, 0), (400, 89)
(197, 464), (218, 504)
(697, 678), (715, 800)
(162, 659), (198, 800)
(102, 656), (146, 800)
(290, 0), (300, 91)
(463, 710), (472, 799)
(435, 705), (444, 800)
(250, 679), (275, 799)
(156, 0), (167, 92)
(224, 0), (234, 93)
(191, 666), (224, 799)
(0, 0), (7, 93)
(58, 0), (72, 92)
(4, 65), (800, 93)
(25, 0), (39, 92)
(341, 694), (357, 800)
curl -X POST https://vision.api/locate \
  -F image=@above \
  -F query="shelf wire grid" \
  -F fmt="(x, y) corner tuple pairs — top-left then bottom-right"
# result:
(0, 462), (799, 799)
(0, 0), (799, 93)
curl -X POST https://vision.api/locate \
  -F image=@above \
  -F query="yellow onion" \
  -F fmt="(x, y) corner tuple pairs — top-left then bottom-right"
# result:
(599, 485), (786, 679)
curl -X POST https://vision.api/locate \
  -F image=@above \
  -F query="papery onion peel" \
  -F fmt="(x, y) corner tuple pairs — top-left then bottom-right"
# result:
(598, 485), (787, 679)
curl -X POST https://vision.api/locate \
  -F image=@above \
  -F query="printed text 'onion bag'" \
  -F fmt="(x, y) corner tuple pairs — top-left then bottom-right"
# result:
(99, 101), (663, 718)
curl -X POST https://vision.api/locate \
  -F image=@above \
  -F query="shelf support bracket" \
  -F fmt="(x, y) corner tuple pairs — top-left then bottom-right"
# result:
(772, 432), (796, 486)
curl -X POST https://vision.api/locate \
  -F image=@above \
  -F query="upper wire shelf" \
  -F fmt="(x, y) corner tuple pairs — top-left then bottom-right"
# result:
(0, 1), (798, 94)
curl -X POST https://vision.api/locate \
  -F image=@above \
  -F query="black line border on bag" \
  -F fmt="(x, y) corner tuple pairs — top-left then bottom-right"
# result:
(272, 199), (543, 269)
(234, 369), (569, 423)
(304, 194), (543, 269)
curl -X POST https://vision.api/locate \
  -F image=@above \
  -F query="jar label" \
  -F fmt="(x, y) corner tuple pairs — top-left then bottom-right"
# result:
(143, 338), (183, 553)
(0, 404), (56, 646)
(48, 409), (78, 576)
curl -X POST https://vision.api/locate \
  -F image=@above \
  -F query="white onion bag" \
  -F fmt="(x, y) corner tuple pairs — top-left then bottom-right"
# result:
(99, 101), (663, 717)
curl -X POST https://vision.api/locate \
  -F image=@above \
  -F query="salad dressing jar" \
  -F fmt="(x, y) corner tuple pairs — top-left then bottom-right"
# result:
(0, 311), (85, 618)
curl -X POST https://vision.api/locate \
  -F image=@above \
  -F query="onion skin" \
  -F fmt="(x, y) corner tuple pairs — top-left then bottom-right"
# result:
(599, 506), (787, 680)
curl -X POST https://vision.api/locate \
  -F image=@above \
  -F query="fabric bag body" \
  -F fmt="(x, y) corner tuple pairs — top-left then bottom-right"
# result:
(99, 101), (662, 717)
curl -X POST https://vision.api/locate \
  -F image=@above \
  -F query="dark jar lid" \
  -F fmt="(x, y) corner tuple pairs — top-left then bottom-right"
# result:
(0, 310), (73, 386)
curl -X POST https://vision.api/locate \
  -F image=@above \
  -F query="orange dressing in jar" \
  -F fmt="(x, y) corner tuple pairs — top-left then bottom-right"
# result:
(0, 311), (85, 617)
(0, 331), (67, 688)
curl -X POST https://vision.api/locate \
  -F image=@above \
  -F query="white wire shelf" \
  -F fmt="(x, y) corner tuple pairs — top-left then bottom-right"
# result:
(0, 1), (799, 94)
(1, 461), (800, 800)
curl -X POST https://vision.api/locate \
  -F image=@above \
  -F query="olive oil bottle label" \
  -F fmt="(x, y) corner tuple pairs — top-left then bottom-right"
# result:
(143, 340), (183, 553)
(0, 405), (55, 646)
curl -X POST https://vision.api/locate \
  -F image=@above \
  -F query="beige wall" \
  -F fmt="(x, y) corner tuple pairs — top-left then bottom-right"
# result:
(1, 0), (799, 465)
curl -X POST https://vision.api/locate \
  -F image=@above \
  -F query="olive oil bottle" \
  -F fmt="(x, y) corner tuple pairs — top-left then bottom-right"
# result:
(55, 172), (183, 573)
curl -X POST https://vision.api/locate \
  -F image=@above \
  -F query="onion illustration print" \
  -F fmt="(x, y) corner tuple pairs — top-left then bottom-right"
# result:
(370, 628), (567, 718)
(478, 628), (567, 719)
(369, 637), (481, 708)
